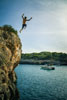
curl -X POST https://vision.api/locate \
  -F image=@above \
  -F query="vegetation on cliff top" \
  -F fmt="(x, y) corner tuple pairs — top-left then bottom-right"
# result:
(0, 25), (17, 35)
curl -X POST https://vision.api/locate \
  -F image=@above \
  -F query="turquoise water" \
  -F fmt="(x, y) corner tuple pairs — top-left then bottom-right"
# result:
(15, 64), (67, 100)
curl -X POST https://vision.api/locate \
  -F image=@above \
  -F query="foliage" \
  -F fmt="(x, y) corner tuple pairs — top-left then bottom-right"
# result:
(21, 52), (67, 65)
(0, 25), (17, 35)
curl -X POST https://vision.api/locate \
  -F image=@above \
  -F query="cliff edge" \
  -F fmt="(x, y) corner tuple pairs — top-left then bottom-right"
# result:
(0, 25), (22, 100)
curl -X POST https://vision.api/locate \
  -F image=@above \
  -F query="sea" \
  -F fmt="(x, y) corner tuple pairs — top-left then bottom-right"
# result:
(15, 64), (67, 100)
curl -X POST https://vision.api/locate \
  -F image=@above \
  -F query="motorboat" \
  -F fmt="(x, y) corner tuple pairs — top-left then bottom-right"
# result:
(41, 65), (55, 70)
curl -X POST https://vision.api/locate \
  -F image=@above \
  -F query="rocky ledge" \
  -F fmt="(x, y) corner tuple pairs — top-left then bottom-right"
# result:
(0, 25), (22, 100)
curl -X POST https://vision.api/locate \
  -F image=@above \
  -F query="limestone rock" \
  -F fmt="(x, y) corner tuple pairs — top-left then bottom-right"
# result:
(0, 26), (22, 100)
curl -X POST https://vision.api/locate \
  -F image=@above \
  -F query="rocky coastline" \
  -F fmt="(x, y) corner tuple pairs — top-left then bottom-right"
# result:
(20, 59), (67, 65)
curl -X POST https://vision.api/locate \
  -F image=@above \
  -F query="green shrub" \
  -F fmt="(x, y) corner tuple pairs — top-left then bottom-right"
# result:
(2, 25), (17, 35)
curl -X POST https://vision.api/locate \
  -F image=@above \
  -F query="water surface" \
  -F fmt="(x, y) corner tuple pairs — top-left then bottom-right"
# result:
(15, 64), (67, 100)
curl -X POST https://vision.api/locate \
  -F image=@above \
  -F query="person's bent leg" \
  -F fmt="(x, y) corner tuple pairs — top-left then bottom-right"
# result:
(19, 28), (22, 33)
(19, 24), (24, 33)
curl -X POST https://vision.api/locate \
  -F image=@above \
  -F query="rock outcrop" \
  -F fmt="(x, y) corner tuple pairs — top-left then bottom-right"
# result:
(0, 25), (22, 100)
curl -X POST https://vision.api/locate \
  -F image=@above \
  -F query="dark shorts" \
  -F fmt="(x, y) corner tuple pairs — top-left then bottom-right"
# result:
(22, 24), (27, 29)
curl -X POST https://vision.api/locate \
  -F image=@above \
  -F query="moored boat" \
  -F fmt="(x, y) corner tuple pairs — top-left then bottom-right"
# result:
(41, 65), (55, 70)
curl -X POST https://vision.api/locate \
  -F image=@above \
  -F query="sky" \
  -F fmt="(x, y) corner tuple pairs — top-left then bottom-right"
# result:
(0, 0), (67, 53)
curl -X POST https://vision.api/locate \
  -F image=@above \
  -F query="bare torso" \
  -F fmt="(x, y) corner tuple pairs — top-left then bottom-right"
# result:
(23, 18), (26, 24)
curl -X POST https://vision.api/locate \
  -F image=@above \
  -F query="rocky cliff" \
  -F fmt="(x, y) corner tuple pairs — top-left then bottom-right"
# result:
(0, 25), (22, 100)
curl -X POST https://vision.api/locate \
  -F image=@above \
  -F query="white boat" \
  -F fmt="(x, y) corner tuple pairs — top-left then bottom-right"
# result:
(41, 65), (55, 70)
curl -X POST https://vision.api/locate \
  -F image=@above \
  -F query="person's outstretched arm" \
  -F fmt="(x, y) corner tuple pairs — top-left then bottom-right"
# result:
(26, 17), (32, 21)
(22, 13), (24, 18)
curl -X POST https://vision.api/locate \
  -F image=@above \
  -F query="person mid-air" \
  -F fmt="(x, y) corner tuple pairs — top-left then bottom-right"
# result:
(19, 13), (32, 33)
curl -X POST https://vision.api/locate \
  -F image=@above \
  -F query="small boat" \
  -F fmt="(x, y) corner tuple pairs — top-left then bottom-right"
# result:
(41, 65), (55, 70)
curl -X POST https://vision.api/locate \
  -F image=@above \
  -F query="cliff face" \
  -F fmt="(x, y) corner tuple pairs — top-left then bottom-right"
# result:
(0, 27), (22, 100)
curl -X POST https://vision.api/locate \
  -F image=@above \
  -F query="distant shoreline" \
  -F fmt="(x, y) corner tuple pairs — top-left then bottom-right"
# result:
(20, 52), (67, 65)
(20, 59), (67, 65)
